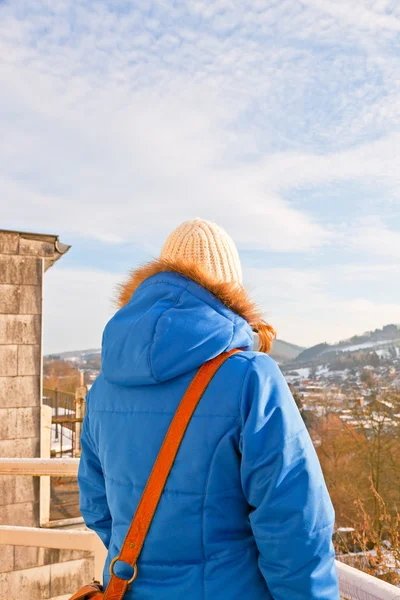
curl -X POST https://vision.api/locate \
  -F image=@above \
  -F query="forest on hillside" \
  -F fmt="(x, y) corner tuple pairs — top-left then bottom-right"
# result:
(294, 377), (400, 585)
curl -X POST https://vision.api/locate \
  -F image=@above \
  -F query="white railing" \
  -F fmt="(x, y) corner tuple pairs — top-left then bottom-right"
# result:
(0, 457), (105, 584)
(0, 525), (106, 583)
(1, 458), (400, 599)
(336, 561), (400, 599)
(0, 457), (79, 476)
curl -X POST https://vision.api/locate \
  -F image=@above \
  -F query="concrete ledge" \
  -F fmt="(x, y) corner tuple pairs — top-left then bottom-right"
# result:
(0, 557), (95, 600)
(336, 560), (400, 599)
(0, 562), (51, 600)
(19, 238), (57, 258)
(50, 557), (94, 598)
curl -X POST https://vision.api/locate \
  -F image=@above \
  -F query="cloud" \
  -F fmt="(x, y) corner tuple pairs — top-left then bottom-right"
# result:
(337, 263), (400, 281)
(1, 0), (399, 351)
(248, 133), (400, 196)
(302, 0), (400, 35)
(349, 216), (400, 260)
(0, 36), (330, 252)
(246, 264), (400, 346)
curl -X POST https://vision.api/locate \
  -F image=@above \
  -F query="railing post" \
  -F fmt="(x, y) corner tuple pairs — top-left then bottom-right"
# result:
(93, 534), (107, 583)
(60, 420), (63, 457)
(40, 404), (52, 526)
(74, 385), (87, 458)
(55, 387), (59, 439)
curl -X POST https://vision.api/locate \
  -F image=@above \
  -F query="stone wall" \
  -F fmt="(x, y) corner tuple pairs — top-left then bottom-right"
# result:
(0, 231), (95, 600)
(0, 547), (94, 600)
(0, 231), (43, 531)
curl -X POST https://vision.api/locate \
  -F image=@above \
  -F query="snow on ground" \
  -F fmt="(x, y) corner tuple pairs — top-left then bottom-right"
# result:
(51, 406), (74, 454)
(51, 424), (73, 453)
(376, 348), (390, 358)
(376, 346), (400, 358)
(284, 367), (311, 383)
(334, 340), (398, 353)
(333, 369), (350, 379)
(294, 367), (310, 378)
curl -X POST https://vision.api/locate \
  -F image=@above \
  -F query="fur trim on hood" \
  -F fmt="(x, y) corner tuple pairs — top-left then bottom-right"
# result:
(116, 257), (276, 354)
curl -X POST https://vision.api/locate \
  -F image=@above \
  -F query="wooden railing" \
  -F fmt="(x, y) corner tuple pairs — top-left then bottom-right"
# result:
(1, 458), (400, 599)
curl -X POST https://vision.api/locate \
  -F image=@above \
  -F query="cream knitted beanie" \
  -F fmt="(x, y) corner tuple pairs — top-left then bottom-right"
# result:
(160, 218), (243, 284)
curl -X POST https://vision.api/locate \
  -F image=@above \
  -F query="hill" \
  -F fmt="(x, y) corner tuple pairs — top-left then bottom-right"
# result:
(294, 324), (400, 366)
(270, 339), (305, 363)
(48, 325), (400, 369)
(48, 338), (305, 365)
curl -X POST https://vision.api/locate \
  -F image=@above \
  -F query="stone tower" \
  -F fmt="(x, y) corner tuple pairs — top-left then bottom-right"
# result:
(0, 229), (90, 598)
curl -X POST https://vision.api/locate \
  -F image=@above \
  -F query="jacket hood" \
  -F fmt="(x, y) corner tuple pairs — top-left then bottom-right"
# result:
(101, 258), (275, 386)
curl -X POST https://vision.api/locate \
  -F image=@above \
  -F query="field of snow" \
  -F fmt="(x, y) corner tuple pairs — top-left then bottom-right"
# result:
(294, 367), (311, 378)
(333, 339), (399, 353)
(284, 367), (311, 383)
(51, 406), (74, 455)
(376, 346), (400, 358)
(51, 424), (73, 454)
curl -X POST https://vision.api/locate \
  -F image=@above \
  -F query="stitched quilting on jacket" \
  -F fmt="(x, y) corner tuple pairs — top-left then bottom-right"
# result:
(78, 259), (340, 599)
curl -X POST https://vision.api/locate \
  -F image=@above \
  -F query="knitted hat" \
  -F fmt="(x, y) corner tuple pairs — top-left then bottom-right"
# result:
(160, 218), (243, 284)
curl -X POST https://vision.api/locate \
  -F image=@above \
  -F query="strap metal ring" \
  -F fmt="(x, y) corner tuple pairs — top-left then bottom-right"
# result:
(109, 556), (138, 585)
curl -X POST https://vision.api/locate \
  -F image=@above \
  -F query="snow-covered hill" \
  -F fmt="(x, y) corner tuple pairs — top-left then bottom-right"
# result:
(295, 324), (400, 364)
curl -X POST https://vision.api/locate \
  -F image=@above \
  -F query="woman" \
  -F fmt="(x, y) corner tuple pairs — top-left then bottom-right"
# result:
(78, 218), (340, 599)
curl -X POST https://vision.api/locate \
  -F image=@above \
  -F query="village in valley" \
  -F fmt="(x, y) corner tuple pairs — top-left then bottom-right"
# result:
(47, 323), (400, 436)
(281, 324), (400, 432)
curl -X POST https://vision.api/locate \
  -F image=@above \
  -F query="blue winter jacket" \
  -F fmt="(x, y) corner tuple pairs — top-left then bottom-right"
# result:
(78, 270), (339, 599)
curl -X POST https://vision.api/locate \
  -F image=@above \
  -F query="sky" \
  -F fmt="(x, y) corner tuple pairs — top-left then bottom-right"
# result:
(1, 0), (400, 354)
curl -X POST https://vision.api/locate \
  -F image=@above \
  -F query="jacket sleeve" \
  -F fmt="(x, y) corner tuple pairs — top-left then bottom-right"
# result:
(78, 398), (112, 549)
(239, 354), (339, 600)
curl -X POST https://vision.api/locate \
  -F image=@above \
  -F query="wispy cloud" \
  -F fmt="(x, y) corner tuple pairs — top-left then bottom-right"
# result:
(252, 134), (400, 195)
(0, 47), (330, 251)
(247, 264), (400, 346)
(349, 216), (400, 260)
(302, 0), (400, 35)
(0, 0), (399, 350)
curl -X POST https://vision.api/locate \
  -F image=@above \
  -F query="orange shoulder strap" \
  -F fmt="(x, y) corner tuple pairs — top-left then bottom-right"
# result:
(103, 349), (240, 600)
